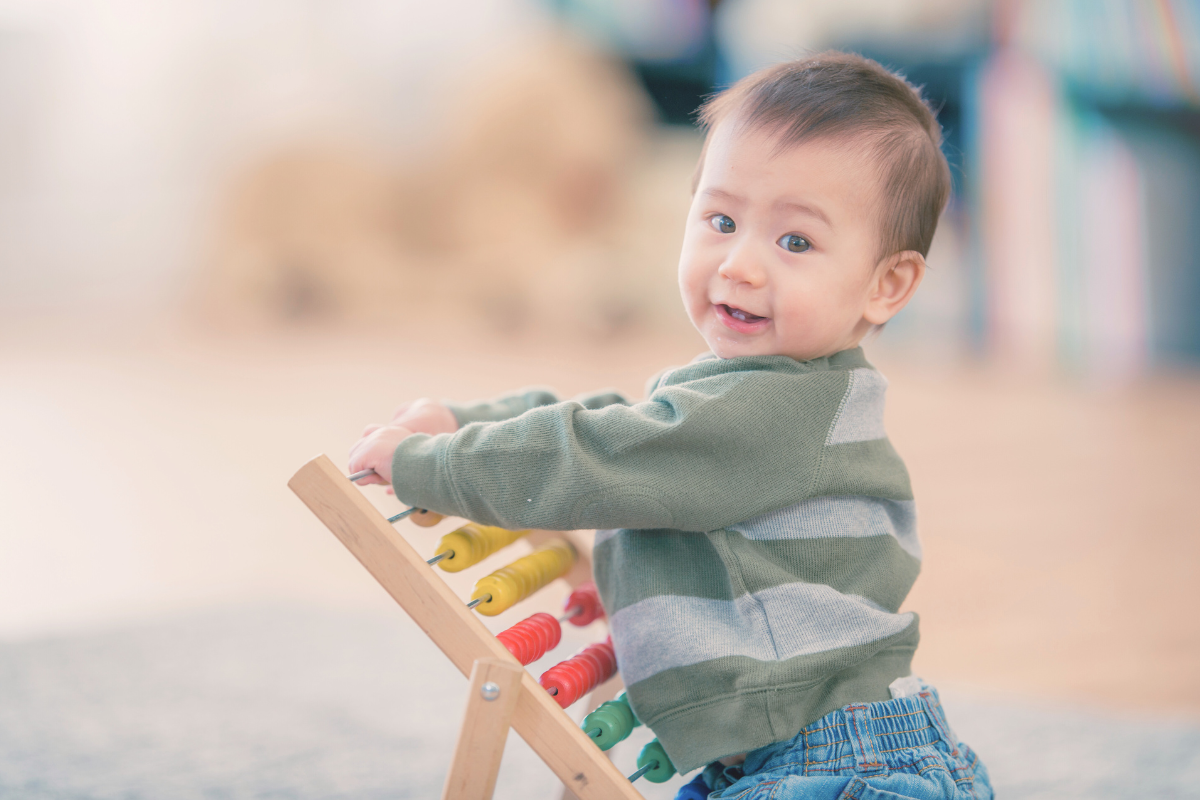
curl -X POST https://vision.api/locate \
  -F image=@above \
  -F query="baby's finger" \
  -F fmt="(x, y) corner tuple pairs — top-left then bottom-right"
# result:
(347, 440), (381, 482)
(390, 400), (414, 420)
(347, 457), (387, 485)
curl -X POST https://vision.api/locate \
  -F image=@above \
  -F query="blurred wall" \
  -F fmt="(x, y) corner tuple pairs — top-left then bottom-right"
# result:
(0, 0), (546, 311)
(196, 33), (675, 338)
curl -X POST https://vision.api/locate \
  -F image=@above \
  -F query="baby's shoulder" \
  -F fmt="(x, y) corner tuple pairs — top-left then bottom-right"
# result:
(651, 352), (864, 393)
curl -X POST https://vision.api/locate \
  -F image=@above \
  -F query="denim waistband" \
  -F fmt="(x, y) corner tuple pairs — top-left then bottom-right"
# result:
(740, 686), (960, 778)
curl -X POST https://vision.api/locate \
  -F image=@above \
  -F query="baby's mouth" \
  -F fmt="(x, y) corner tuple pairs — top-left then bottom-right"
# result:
(719, 304), (767, 322)
(710, 303), (768, 335)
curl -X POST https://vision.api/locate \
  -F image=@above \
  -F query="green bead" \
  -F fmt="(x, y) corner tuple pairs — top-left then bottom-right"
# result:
(582, 698), (636, 750)
(637, 739), (676, 783)
(615, 692), (641, 726)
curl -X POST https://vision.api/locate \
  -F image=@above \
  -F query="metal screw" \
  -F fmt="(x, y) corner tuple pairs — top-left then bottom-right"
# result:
(481, 681), (501, 701)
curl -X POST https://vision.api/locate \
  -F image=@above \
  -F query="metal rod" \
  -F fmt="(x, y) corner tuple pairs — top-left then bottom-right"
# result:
(547, 686), (558, 696)
(426, 551), (452, 566)
(585, 727), (602, 738)
(466, 594), (492, 610)
(627, 762), (657, 783)
(347, 470), (427, 524)
(556, 605), (583, 623)
(387, 507), (418, 523)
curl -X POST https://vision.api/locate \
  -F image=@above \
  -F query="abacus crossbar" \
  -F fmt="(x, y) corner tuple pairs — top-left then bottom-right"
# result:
(288, 454), (644, 800)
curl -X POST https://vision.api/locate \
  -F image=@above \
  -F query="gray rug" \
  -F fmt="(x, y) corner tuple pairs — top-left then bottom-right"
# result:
(1, 607), (1196, 799)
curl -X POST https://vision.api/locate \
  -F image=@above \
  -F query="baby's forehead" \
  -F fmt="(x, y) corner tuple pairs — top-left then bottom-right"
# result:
(710, 115), (884, 174)
(700, 121), (888, 218)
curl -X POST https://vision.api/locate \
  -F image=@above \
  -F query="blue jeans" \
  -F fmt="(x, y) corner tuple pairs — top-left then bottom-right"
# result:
(699, 686), (992, 800)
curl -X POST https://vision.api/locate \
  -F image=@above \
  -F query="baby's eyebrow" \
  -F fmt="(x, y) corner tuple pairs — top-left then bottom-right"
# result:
(701, 187), (743, 205)
(777, 199), (832, 229)
(702, 187), (833, 230)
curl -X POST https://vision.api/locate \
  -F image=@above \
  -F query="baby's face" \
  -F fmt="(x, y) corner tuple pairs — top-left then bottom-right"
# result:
(679, 121), (888, 362)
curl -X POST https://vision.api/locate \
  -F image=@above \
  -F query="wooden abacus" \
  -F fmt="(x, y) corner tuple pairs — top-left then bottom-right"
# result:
(288, 455), (674, 800)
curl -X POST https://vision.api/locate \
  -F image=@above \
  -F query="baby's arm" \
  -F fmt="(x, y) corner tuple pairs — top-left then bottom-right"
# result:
(349, 388), (632, 486)
(384, 373), (833, 532)
(447, 388), (630, 426)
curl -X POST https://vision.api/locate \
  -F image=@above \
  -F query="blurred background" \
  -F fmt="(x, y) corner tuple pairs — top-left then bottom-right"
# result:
(2, 0), (1198, 798)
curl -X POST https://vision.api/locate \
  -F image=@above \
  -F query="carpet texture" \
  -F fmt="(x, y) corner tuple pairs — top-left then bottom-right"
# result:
(1, 607), (1196, 799)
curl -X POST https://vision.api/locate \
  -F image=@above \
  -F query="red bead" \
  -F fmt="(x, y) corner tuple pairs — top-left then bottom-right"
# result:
(563, 582), (606, 627)
(539, 639), (618, 708)
(496, 612), (562, 666)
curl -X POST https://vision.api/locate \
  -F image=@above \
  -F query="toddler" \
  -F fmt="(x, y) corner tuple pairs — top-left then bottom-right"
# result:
(350, 52), (992, 800)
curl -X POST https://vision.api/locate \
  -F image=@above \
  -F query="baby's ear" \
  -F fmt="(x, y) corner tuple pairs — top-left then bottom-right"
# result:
(863, 251), (925, 326)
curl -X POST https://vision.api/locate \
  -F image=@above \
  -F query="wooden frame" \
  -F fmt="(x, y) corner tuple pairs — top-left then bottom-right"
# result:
(443, 658), (523, 800)
(288, 454), (644, 800)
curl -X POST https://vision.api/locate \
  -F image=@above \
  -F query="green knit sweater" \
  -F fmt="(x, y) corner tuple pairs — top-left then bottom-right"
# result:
(390, 347), (921, 772)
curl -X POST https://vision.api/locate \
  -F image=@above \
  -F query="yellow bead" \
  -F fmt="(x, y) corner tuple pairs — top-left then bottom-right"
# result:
(435, 524), (529, 572)
(470, 540), (576, 616)
(471, 577), (519, 615)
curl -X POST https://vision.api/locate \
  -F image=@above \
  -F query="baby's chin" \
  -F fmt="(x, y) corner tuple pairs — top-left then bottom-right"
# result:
(702, 330), (846, 362)
(702, 332), (781, 360)
(695, 315), (843, 361)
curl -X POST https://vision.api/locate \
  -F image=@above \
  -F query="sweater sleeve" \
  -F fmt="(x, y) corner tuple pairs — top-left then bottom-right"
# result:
(445, 387), (631, 426)
(443, 388), (561, 426)
(392, 369), (844, 532)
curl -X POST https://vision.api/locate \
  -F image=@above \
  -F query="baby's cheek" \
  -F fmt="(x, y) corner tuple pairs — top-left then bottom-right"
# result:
(775, 312), (825, 356)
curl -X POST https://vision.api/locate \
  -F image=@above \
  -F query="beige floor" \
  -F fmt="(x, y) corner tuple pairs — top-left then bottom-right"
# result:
(2, 311), (1196, 719)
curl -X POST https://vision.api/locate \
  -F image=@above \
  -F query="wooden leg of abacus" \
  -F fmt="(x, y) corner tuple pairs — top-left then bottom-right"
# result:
(289, 455), (644, 800)
(560, 672), (625, 800)
(443, 658), (523, 800)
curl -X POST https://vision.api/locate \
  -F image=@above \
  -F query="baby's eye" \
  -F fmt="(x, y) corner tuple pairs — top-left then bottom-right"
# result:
(778, 234), (811, 253)
(710, 215), (736, 234)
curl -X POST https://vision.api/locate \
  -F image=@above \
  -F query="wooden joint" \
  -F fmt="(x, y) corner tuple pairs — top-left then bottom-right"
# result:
(442, 658), (523, 800)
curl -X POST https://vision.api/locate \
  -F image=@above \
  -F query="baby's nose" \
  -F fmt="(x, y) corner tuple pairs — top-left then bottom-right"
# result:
(717, 252), (767, 286)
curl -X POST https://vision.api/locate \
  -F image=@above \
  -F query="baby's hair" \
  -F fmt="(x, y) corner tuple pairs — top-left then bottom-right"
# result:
(695, 51), (951, 261)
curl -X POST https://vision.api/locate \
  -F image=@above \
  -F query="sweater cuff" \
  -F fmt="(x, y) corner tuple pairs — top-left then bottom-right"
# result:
(390, 432), (462, 516)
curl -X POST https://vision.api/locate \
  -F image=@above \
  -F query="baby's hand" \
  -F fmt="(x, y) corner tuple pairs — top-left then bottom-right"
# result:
(389, 398), (458, 437)
(348, 424), (414, 485)
(349, 400), (457, 490)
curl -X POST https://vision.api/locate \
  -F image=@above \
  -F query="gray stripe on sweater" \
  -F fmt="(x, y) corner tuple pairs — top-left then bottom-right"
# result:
(610, 584), (916, 686)
(730, 496), (921, 560)
(827, 368), (887, 445)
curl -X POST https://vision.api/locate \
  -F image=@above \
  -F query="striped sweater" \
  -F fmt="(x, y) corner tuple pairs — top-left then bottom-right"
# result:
(389, 347), (920, 773)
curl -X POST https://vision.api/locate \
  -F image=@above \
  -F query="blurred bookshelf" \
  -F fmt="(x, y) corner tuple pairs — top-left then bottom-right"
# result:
(1013, 0), (1200, 375)
(846, 0), (1200, 377)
